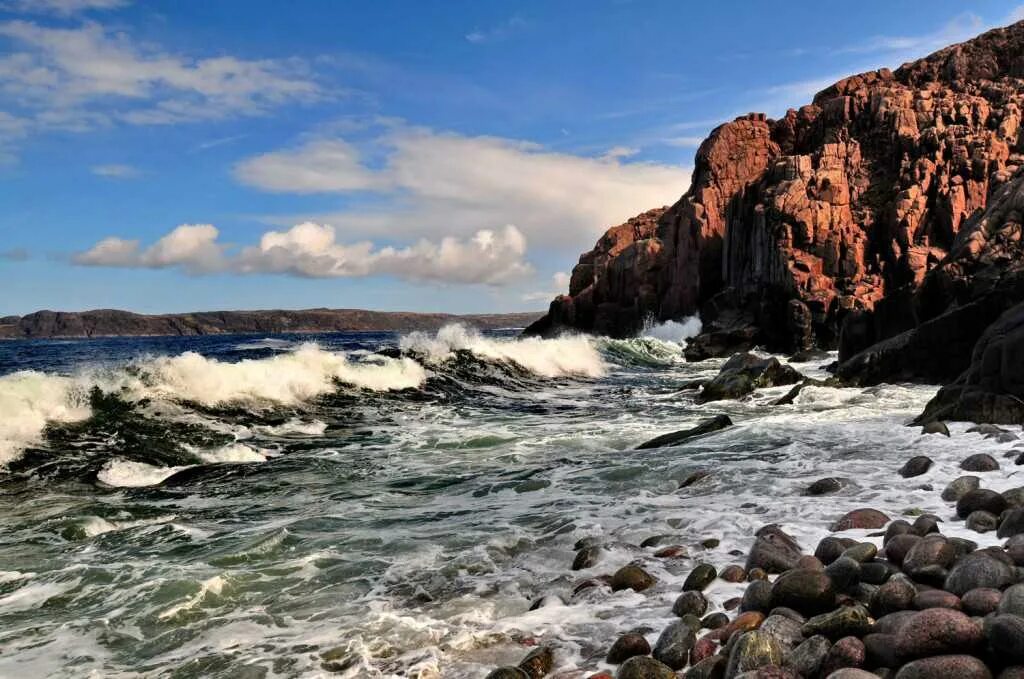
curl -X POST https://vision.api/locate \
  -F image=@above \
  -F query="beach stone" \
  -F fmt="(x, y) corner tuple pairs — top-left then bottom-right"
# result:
(911, 564), (949, 587)
(872, 575), (917, 615)
(821, 636), (865, 675)
(746, 526), (803, 574)
(740, 580), (774, 614)
(913, 590), (961, 610)
(999, 584), (1024, 616)
(674, 591), (709, 617)
(691, 635), (718, 664)
(962, 453), (1000, 472)
(999, 508), (1024, 538)
(966, 510), (999, 533)
(873, 610), (918, 635)
(652, 620), (696, 670)
(884, 534), (922, 566)
(831, 509), (890, 531)
(685, 655), (727, 679)
(957, 489), (1008, 519)
(1005, 488), (1024, 509)
(911, 515), (941, 536)
(802, 604), (871, 640)
(575, 536), (603, 550)
(721, 565), (747, 583)
(815, 537), (855, 565)
(884, 520), (914, 544)
(861, 561), (898, 585)
(518, 646), (553, 678)
(785, 635), (830, 677)
(1008, 535), (1024, 565)
(684, 564), (717, 591)
(637, 415), (734, 449)
(767, 607), (804, 623)
(611, 565), (656, 592)
(616, 655), (676, 679)
(862, 633), (899, 669)
(771, 569), (836, 615)
(703, 612), (729, 629)
(895, 609), (983, 659)
(893, 655), (992, 679)
(485, 668), (529, 679)
(942, 476), (981, 502)
(841, 543), (878, 563)
(654, 545), (688, 559)
(607, 633), (652, 664)
(639, 535), (674, 548)
(899, 456), (933, 478)
(962, 587), (1003, 616)
(725, 631), (784, 678)
(724, 612), (766, 642)
(988, 614), (1024, 662)
(945, 551), (1017, 595)
(807, 477), (844, 495)
(825, 556), (861, 590)
(797, 555), (825, 571)
(573, 546), (602, 570)
(759, 614), (803, 649)
(724, 597), (742, 611)
(826, 671), (877, 679)
(949, 537), (979, 557)
(1001, 668), (1024, 679)
(921, 421), (950, 436)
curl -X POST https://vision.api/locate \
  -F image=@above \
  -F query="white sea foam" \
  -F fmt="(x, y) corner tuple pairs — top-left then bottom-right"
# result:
(642, 315), (702, 344)
(95, 459), (189, 487)
(196, 442), (269, 463)
(0, 371), (92, 465)
(400, 324), (607, 378)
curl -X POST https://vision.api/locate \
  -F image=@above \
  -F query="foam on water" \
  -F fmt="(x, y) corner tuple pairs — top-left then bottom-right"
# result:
(96, 459), (190, 487)
(643, 316), (702, 344)
(0, 370), (92, 465)
(400, 323), (606, 378)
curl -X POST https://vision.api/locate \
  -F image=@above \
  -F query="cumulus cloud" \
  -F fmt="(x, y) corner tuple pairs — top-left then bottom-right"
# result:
(74, 222), (533, 285)
(522, 271), (570, 302)
(90, 163), (139, 178)
(235, 128), (691, 251)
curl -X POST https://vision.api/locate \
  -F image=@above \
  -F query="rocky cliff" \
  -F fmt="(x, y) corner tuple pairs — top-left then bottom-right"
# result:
(0, 308), (542, 340)
(527, 21), (1024, 360)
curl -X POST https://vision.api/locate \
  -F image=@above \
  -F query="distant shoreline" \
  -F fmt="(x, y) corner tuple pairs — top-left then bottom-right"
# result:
(0, 308), (544, 341)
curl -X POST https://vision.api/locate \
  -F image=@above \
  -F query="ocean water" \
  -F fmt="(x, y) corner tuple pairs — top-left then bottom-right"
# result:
(0, 322), (1016, 678)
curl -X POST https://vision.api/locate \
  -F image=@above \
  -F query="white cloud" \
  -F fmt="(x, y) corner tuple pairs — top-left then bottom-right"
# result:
(833, 12), (984, 57)
(90, 163), (138, 178)
(522, 271), (570, 302)
(465, 16), (526, 44)
(74, 222), (533, 285)
(663, 136), (705, 148)
(236, 128), (691, 251)
(1, 0), (129, 14)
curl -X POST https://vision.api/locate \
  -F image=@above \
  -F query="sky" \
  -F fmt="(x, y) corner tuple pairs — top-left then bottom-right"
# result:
(1, 0), (1022, 316)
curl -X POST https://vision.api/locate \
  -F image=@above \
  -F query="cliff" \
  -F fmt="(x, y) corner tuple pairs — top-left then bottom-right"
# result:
(0, 308), (542, 340)
(527, 20), (1024, 360)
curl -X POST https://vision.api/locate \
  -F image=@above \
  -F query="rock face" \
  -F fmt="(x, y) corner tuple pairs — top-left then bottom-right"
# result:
(526, 20), (1024, 366)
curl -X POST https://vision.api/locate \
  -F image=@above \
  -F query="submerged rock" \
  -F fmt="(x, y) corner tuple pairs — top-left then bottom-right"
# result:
(700, 353), (802, 402)
(806, 477), (844, 496)
(899, 456), (934, 478)
(611, 565), (657, 592)
(831, 509), (890, 531)
(961, 453), (1000, 472)
(684, 564), (717, 592)
(517, 646), (553, 678)
(636, 415), (734, 450)
(942, 476), (981, 502)
(652, 620), (696, 670)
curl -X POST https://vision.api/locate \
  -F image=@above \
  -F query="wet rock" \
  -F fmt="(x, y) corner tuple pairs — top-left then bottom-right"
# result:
(921, 421), (950, 437)
(861, 561), (898, 585)
(759, 614), (803, 649)
(702, 538), (721, 549)
(701, 354), (802, 402)
(862, 633), (900, 669)
(911, 515), (941, 536)
(691, 636), (718, 664)
(945, 552), (1017, 595)
(802, 604), (872, 640)
(748, 568), (768, 581)
(734, 668), (797, 679)
(968, 424), (1007, 436)
(617, 655), (677, 679)
(1001, 667), (1024, 679)
(895, 609), (984, 659)
(573, 546), (602, 570)
(899, 456), (934, 478)
(685, 655), (727, 679)
(826, 671), (878, 679)
(721, 565), (747, 583)
(518, 646), (554, 679)
(884, 521), (914, 544)
(825, 556), (861, 590)
(962, 453), (1000, 472)
(640, 535), (676, 548)
(724, 611), (766, 642)
(637, 415), (734, 450)
(949, 537), (978, 558)
(873, 610), (918, 635)
(966, 510), (999, 533)
(988, 614), (1024, 662)
(999, 584), (1024, 616)
(674, 591), (709, 618)
(785, 635), (830, 677)
(831, 509), (890, 531)
(607, 633), (652, 664)
(807, 477), (845, 496)
(841, 543), (878, 563)
(962, 587), (1003, 616)
(893, 655), (993, 679)
(575, 536), (603, 551)
(1008, 535), (1024, 565)
(746, 526), (803, 574)
(872, 575), (917, 616)
(884, 534), (923, 567)
(999, 508), (1024, 538)
(771, 569), (836, 615)
(942, 476), (981, 502)
(485, 668), (529, 679)
(703, 613), (729, 630)
(821, 636), (865, 675)
(740, 580), (774, 614)
(611, 565), (657, 593)
(654, 545), (689, 559)
(1005, 487), (1024, 509)
(910, 565), (949, 588)
(724, 630), (784, 678)
(903, 537), (956, 574)
(652, 620), (696, 670)
(913, 590), (961, 610)
(685, 564), (718, 592)
(957, 489), (1009, 519)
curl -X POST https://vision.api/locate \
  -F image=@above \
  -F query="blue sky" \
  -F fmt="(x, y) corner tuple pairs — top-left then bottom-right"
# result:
(0, 0), (1021, 316)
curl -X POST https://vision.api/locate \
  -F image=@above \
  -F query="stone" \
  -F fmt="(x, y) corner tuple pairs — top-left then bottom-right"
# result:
(884, 521), (914, 544)
(962, 453), (1000, 472)
(825, 556), (861, 590)
(721, 565), (747, 583)
(802, 604), (872, 640)
(966, 510), (999, 533)
(942, 476), (981, 502)
(637, 415), (734, 449)
(518, 646), (554, 678)
(913, 590), (961, 610)
(723, 611), (767, 642)
(674, 591), (709, 618)
(987, 614), (1024, 662)
(862, 633), (900, 669)
(485, 668), (529, 679)
(616, 655), (677, 679)
(873, 611), (918, 636)
(893, 655), (993, 679)
(611, 565), (657, 592)
(685, 655), (727, 679)
(899, 456), (934, 478)
(962, 588), (1003, 616)
(807, 478), (844, 495)
(911, 515), (941, 536)
(894, 609), (984, 659)
(573, 546), (602, 570)
(945, 552), (1017, 595)
(724, 631), (784, 678)
(684, 564), (718, 591)
(872, 575), (917, 616)
(921, 421), (951, 437)
(884, 534), (922, 567)
(771, 569), (836, 615)
(607, 633), (652, 665)
(903, 537), (956, 574)
(759, 614), (803, 649)
(747, 526), (803, 574)
(784, 635), (830, 677)
(831, 509), (890, 531)
(652, 620), (696, 670)
(957, 489), (1008, 519)
(821, 636), (865, 676)
(1000, 508), (1024, 538)
(999, 584), (1024, 616)
(703, 612), (729, 629)
(701, 354), (802, 402)
(815, 537), (855, 565)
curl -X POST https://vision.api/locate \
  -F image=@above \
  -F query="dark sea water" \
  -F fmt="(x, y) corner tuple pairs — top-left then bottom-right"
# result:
(0, 322), (1011, 678)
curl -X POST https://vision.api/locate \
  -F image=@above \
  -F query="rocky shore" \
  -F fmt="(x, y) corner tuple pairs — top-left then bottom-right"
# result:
(478, 407), (1024, 679)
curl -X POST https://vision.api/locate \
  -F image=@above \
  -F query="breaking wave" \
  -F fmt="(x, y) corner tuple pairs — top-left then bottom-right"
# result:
(596, 316), (702, 367)
(0, 371), (92, 466)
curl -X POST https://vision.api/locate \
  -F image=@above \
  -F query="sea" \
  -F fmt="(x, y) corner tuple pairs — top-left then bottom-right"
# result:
(0, 321), (1015, 678)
